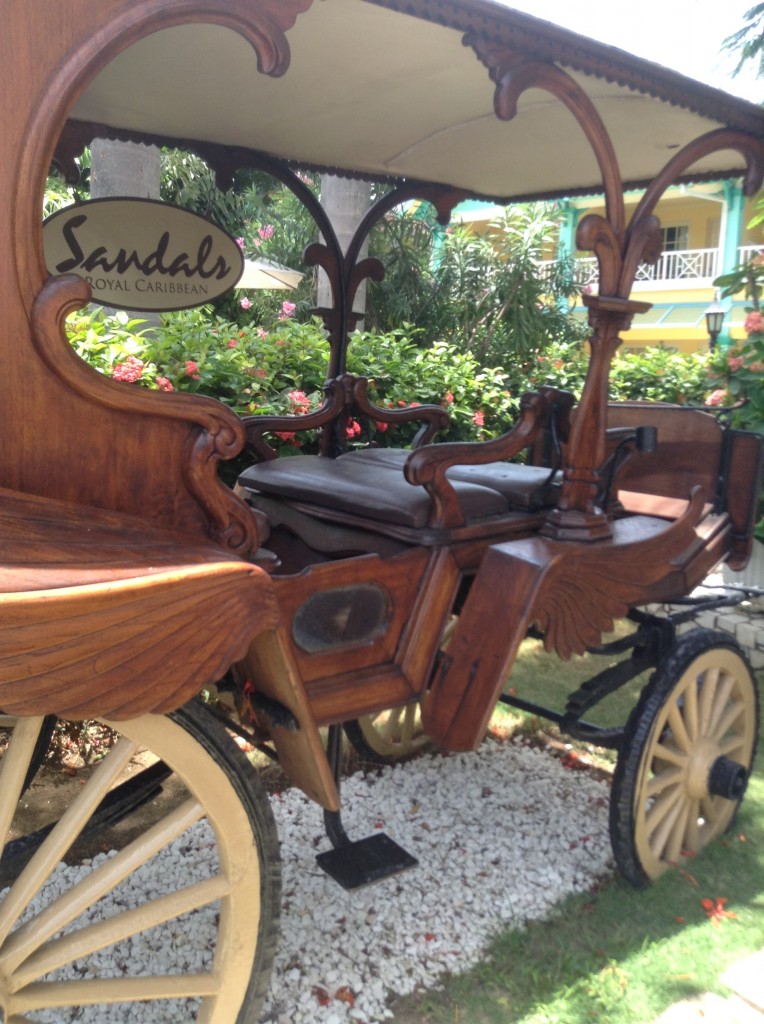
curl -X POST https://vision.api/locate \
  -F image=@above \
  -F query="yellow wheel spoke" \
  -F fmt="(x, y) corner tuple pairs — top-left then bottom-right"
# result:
(698, 668), (719, 735)
(650, 791), (685, 862)
(378, 708), (403, 743)
(0, 798), (204, 975)
(0, 737), (138, 947)
(667, 702), (692, 754)
(9, 875), (229, 992)
(683, 798), (700, 854)
(683, 680), (699, 742)
(711, 700), (745, 744)
(11, 971), (221, 1014)
(645, 782), (683, 836)
(0, 719), (46, 863)
(651, 741), (686, 768)
(665, 799), (691, 864)
(646, 767), (683, 798)
(707, 674), (734, 736)
(719, 735), (745, 759)
(400, 704), (418, 747)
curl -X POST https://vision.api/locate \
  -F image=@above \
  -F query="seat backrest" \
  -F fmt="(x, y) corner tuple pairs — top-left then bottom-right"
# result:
(605, 402), (725, 507)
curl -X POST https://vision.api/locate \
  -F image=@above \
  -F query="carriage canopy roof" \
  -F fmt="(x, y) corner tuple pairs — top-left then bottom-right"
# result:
(66, 0), (764, 202)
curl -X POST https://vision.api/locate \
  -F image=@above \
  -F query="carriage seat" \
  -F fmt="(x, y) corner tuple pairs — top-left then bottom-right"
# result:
(239, 451), (561, 530)
(238, 388), (571, 546)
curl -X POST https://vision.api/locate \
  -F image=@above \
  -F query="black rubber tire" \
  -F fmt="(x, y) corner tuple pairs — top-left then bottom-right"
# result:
(610, 629), (758, 888)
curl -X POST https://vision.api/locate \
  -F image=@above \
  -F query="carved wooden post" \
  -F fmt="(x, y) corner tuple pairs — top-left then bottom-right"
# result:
(542, 295), (650, 540)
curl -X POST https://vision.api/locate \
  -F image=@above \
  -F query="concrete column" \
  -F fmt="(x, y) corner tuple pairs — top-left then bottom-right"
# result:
(316, 174), (372, 316)
(90, 139), (161, 200)
(90, 139), (161, 321)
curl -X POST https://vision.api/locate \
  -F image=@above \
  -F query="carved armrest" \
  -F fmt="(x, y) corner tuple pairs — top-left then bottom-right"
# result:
(346, 375), (451, 448)
(405, 388), (570, 528)
(32, 276), (257, 556)
(241, 381), (346, 461)
(241, 373), (451, 461)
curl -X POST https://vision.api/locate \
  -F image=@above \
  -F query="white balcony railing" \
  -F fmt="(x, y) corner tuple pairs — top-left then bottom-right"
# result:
(635, 247), (718, 282)
(545, 246), (762, 293)
(562, 247), (719, 291)
(739, 244), (764, 265)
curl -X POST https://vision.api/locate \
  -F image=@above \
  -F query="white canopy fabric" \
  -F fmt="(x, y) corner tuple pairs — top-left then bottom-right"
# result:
(65, 0), (763, 203)
(235, 258), (304, 291)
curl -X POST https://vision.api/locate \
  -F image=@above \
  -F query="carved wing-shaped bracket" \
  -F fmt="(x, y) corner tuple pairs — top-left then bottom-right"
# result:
(533, 489), (705, 659)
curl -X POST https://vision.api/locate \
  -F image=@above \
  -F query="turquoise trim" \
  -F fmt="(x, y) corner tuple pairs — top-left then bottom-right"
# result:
(720, 182), (745, 348)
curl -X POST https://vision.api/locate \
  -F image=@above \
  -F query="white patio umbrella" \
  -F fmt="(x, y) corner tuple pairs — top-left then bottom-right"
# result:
(235, 257), (304, 291)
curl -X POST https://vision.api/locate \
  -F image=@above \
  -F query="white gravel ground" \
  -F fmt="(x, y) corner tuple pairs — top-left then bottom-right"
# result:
(262, 737), (613, 1023)
(4, 735), (614, 1024)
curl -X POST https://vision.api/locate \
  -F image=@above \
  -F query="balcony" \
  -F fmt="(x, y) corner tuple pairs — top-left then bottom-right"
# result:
(564, 245), (762, 292)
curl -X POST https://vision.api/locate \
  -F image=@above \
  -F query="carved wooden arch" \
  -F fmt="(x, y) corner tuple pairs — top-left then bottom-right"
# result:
(14, 0), (313, 306)
(5, 0), (313, 555)
(464, 32), (764, 539)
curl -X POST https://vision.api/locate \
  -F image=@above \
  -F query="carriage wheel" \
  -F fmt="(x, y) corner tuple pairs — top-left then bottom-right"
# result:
(343, 702), (433, 764)
(0, 700), (280, 1023)
(342, 616), (459, 764)
(610, 630), (758, 887)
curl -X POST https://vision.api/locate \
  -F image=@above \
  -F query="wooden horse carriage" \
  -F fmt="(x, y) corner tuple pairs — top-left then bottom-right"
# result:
(1, 0), (763, 1019)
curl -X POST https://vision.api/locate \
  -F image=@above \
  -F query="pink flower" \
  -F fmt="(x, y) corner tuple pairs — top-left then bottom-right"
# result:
(278, 301), (296, 320)
(346, 419), (362, 439)
(288, 389), (311, 414)
(240, 297), (253, 311)
(258, 225), (274, 241)
(728, 355), (744, 372)
(184, 360), (201, 380)
(443, 391), (455, 405)
(257, 327), (267, 340)
(375, 420), (389, 433)
(275, 431), (296, 441)
(473, 409), (485, 427)
(156, 376), (174, 392)
(744, 311), (764, 335)
(705, 389), (727, 407)
(235, 237), (245, 251)
(112, 356), (144, 383)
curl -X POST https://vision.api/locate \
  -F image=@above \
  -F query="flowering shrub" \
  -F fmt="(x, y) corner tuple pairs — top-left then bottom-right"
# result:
(65, 310), (518, 452)
(708, 257), (764, 538)
(528, 339), (713, 407)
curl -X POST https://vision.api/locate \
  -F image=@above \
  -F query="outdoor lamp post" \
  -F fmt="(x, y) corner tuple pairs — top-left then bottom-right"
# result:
(704, 294), (726, 351)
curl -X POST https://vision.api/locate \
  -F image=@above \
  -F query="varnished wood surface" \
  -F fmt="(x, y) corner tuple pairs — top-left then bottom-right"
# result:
(0, 488), (279, 719)
(422, 494), (718, 751)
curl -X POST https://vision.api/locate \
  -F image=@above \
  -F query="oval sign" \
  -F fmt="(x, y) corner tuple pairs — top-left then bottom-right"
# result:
(43, 198), (244, 312)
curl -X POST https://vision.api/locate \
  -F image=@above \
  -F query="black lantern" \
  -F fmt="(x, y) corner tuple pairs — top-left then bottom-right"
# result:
(704, 294), (726, 351)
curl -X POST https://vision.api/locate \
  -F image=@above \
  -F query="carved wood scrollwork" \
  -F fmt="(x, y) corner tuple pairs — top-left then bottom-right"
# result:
(31, 275), (258, 556)
(305, 182), (471, 378)
(534, 489), (705, 659)
(463, 33), (764, 537)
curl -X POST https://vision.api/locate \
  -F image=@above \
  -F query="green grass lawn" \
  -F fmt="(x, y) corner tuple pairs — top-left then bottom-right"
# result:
(390, 637), (764, 1024)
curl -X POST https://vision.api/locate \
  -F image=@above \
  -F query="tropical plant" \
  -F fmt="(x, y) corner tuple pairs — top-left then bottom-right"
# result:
(367, 202), (585, 367)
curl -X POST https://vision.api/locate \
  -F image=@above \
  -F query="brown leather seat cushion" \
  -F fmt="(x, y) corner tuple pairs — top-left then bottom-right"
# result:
(238, 455), (510, 529)
(341, 448), (561, 509)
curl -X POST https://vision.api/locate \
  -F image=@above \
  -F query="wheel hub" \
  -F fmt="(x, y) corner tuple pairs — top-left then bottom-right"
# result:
(685, 737), (721, 798)
(708, 755), (749, 801)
